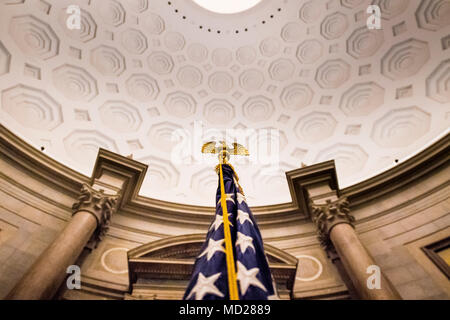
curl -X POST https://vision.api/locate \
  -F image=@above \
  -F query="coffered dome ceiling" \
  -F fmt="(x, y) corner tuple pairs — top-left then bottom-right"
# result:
(0, 0), (449, 206)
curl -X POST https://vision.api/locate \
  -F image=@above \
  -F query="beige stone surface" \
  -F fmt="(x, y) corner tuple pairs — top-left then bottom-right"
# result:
(5, 211), (97, 300)
(0, 121), (449, 299)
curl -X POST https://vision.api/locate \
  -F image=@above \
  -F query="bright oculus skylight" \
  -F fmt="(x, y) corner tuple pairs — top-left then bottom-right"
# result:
(192, 0), (262, 14)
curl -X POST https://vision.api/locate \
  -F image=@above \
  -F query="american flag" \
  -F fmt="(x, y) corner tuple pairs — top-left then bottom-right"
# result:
(183, 164), (277, 300)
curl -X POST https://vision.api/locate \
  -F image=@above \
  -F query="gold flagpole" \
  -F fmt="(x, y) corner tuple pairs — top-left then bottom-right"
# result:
(202, 141), (249, 300)
(218, 163), (239, 300)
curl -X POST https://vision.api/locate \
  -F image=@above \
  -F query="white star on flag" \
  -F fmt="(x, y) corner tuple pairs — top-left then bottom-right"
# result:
(237, 209), (253, 226)
(236, 192), (246, 204)
(236, 231), (255, 254)
(217, 193), (235, 206)
(186, 272), (224, 300)
(209, 214), (233, 231)
(237, 261), (267, 295)
(198, 238), (225, 261)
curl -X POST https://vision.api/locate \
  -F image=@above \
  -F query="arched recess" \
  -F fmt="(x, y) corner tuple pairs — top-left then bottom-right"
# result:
(126, 234), (298, 300)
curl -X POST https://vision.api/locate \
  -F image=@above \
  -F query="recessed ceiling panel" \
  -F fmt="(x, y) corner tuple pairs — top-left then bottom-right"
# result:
(0, 0), (449, 206)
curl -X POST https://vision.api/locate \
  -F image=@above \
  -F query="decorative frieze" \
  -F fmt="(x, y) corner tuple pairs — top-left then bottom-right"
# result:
(72, 183), (119, 247)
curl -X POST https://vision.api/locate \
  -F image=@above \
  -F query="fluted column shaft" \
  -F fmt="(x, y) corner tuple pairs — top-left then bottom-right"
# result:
(6, 184), (118, 300)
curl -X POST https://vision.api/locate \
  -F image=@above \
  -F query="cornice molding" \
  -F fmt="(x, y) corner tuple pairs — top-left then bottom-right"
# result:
(0, 124), (305, 227)
(285, 160), (339, 218)
(0, 124), (448, 228)
(91, 148), (148, 208)
(340, 132), (450, 206)
(0, 125), (89, 197)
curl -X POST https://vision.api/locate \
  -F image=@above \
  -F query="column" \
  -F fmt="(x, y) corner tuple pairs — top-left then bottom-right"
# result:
(309, 196), (400, 300)
(286, 161), (401, 300)
(6, 184), (118, 300)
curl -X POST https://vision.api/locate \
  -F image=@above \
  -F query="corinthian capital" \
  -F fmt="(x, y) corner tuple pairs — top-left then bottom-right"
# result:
(309, 197), (355, 249)
(72, 183), (119, 246)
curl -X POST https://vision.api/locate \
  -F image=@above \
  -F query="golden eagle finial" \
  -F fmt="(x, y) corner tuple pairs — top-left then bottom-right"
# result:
(201, 141), (249, 164)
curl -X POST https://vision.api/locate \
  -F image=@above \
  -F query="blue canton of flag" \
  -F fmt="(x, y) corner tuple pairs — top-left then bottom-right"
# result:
(183, 164), (277, 300)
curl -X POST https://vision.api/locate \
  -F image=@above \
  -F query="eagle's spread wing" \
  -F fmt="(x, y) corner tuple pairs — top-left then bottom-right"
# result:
(201, 141), (218, 154)
(231, 142), (249, 156)
(202, 141), (249, 156)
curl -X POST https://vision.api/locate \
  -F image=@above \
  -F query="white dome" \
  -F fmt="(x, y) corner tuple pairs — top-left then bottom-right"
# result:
(192, 0), (263, 14)
(0, 0), (449, 206)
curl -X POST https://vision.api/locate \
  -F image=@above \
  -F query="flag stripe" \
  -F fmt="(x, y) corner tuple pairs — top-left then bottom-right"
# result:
(219, 164), (239, 300)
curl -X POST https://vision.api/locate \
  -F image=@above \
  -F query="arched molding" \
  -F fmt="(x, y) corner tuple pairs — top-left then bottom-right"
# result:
(126, 234), (298, 299)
